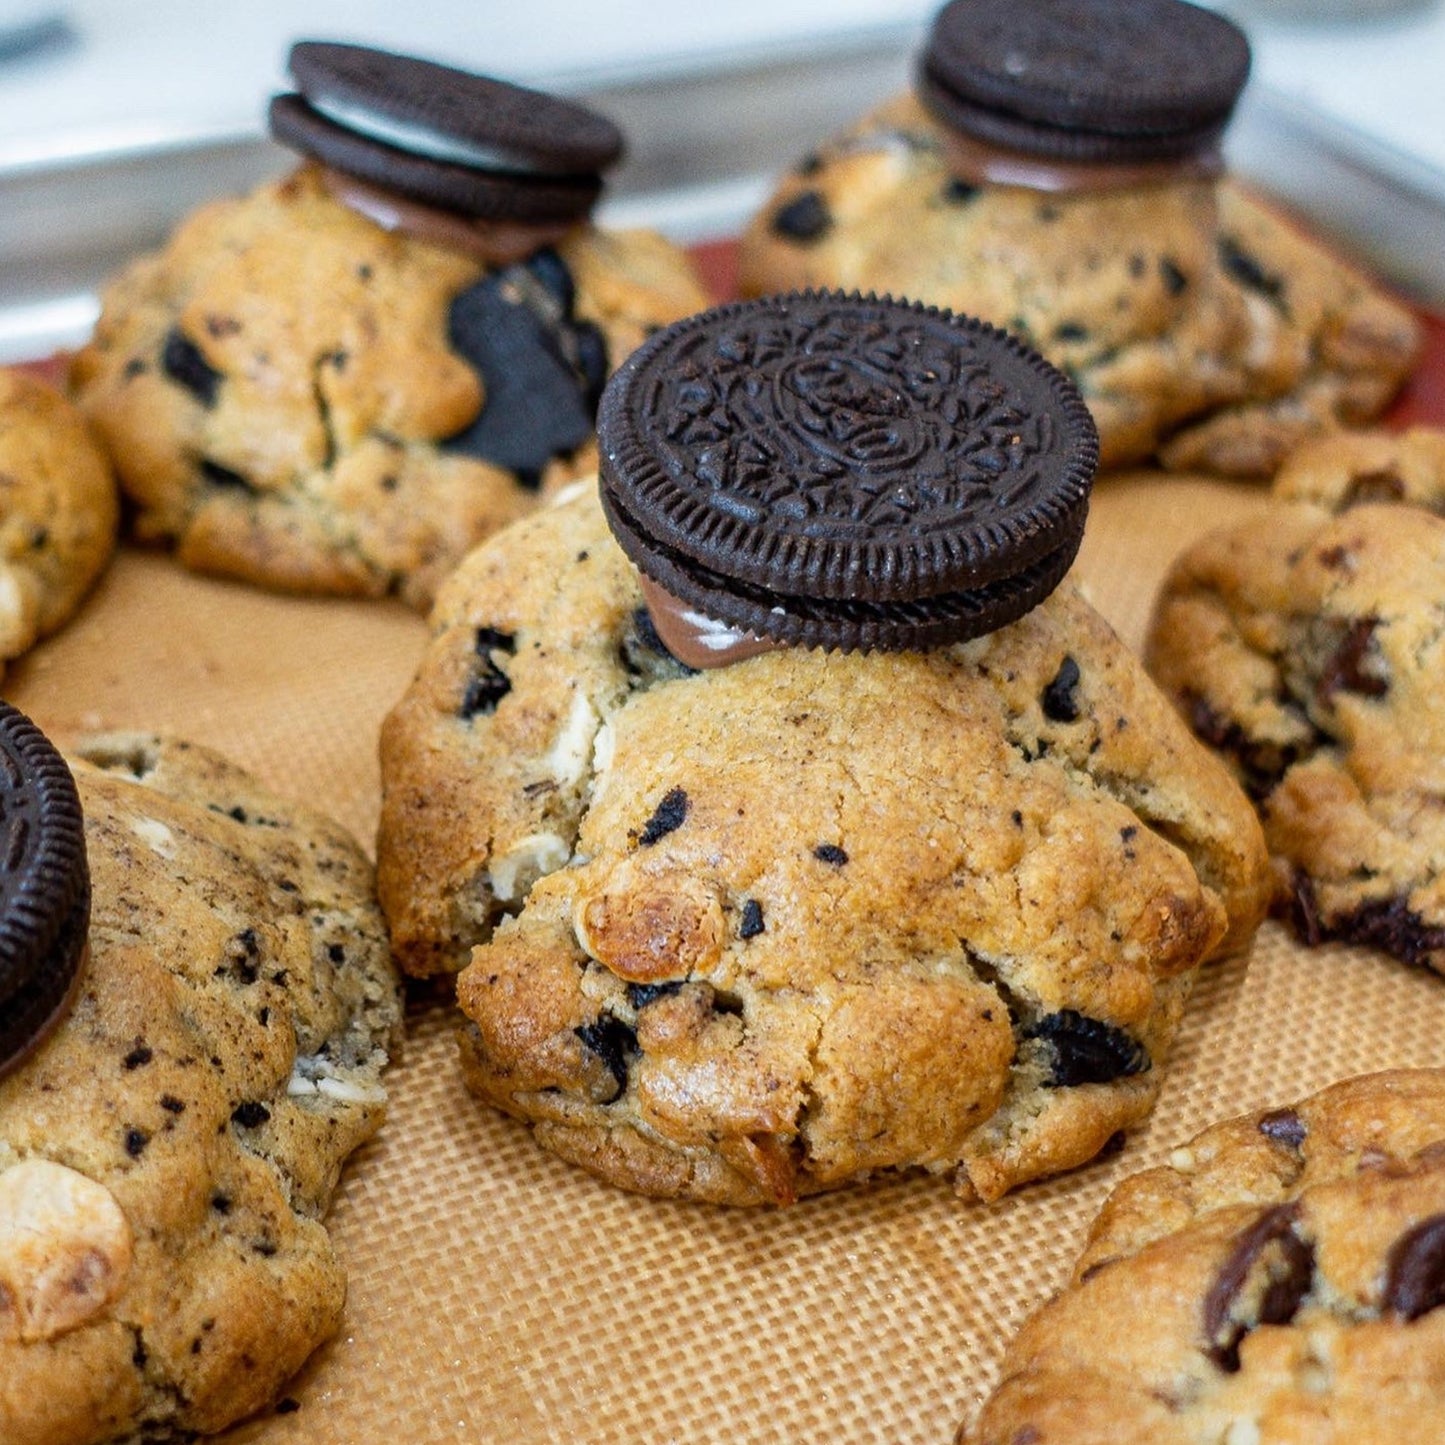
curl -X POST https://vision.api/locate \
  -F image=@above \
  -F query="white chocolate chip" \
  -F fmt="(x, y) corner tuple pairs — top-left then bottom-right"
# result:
(129, 816), (177, 858)
(546, 690), (600, 789)
(489, 831), (570, 904)
(0, 1159), (133, 1342)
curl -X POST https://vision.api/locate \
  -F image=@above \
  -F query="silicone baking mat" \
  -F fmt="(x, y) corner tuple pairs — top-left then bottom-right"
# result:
(7, 298), (1445, 1445)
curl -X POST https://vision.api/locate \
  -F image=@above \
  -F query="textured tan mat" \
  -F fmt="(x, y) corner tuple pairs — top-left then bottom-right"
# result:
(6, 464), (1444, 1444)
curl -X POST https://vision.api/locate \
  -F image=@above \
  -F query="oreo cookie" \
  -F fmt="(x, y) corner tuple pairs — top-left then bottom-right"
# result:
(917, 0), (1251, 165)
(597, 291), (1098, 655)
(0, 703), (89, 1079)
(270, 41), (623, 224)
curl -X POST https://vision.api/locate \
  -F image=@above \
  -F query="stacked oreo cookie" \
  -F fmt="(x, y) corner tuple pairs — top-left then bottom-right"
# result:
(0, 703), (88, 1080)
(598, 290), (1098, 655)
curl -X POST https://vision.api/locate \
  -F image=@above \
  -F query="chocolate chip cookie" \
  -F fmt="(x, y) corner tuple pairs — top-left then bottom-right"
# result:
(1147, 427), (1445, 976)
(72, 123), (706, 608)
(0, 368), (118, 677)
(965, 1068), (1445, 1444)
(739, 84), (1419, 478)
(0, 726), (401, 1444)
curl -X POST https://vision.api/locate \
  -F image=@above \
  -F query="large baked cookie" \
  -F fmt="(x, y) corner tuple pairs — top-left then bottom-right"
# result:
(70, 167), (707, 609)
(377, 481), (1270, 1204)
(0, 729), (401, 1444)
(965, 1069), (1445, 1444)
(738, 90), (1419, 477)
(0, 368), (118, 676)
(1146, 428), (1445, 976)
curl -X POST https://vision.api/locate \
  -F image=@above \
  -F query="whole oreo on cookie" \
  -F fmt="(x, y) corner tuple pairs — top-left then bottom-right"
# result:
(596, 290), (1098, 653)
(0, 702), (89, 1080)
(270, 40), (624, 223)
(918, 0), (1251, 164)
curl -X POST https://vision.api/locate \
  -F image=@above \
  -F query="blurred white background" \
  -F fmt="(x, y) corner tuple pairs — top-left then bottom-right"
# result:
(1, 0), (1443, 358)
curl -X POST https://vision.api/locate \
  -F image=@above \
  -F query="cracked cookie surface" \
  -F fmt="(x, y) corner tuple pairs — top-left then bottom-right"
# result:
(377, 485), (1269, 1204)
(737, 95), (1419, 478)
(965, 1068), (1445, 1444)
(1147, 428), (1445, 976)
(0, 368), (118, 676)
(69, 165), (708, 610)
(0, 735), (401, 1445)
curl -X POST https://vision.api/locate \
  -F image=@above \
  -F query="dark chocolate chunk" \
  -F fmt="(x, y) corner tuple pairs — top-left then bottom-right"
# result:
(1041, 655), (1082, 722)
(1316, 617), (1389, 703)
(771, 191), (832, 243)
(574, 1015), (637, 1099)
(1203, 1204), (1314, 1372)
(813, 844), (849, 867)
(1053, 322), (1088, 343)
(1332, 895), (1445, 972)
(597, 292), (1097, 655)
(460, 626), (517, 719)
(1026, 1009), (1150, 1087)
(1219, 237), (1285, 304)
(1184, 691), (1303, 801)
(918, 0), (1250, 164)
(739, 899), (766, 939)
(441, 259), (598, 479)
(1383, 1214), (1445, 1321)
(1258, 1108), (1308, 1150)
(637, 787), (689, 847)
(162, 328), (223, 407)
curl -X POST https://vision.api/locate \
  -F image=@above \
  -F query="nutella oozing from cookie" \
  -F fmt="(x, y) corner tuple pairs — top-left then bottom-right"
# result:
(70, 42), (707, 610)
(377, 292), (1273, 1206)
(738, 0), (1420, 477)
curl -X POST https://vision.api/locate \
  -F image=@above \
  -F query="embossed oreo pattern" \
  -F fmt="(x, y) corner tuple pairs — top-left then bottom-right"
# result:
(598, 292), (1096, 603)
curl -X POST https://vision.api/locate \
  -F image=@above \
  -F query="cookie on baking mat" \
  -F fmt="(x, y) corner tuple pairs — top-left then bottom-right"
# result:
(1147, 427), (1445, 977)
(0, 705), (401, 1444)
(963, 1069), (1445, 1444)
(377, 292), (1270, 1205)
(737, 0), (1420, 478)
(70, 41), (708, 611)
(0, 368), (117, 677)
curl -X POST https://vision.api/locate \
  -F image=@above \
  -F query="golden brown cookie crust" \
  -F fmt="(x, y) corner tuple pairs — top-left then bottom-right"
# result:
(0, 369), (118, 674)
(1147, 428), (1445, 975)
(965, 1069), (1445, 1445)
(738, 95), (1420, 478)
(0, 735), (401, 1445)
(378, 485), (1269, 1205)
(69, 166), (708, 611)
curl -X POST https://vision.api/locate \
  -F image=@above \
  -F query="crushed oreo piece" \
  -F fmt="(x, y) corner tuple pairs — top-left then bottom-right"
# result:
(1026, 1010), (1150, 1088)
(638, 787), (689, 847)
(1219, 237), (1285, 304)
(442, 249), (603, 478)
(1159, 258), (1189, 296)
(770, 191), (832, 243)
(813, 844), (849, 867)
(199, 459), (256, 493)
(231, 1101), (271, 1129)
(1041, 655), (1082, 722)
(162, 328), (224, 407)
(739, 899), (765, 939)
(460, 626), (517, 720)
(574, 1015), (638, 1099)
(626, 981), (684, 1010)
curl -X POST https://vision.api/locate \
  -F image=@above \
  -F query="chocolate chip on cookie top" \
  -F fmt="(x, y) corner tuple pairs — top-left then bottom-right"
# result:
(918, 0), (1251, 169)
(0, 703), (90, 1079)
(269, 40), (623, 226)
(597, 290), (1098, 658)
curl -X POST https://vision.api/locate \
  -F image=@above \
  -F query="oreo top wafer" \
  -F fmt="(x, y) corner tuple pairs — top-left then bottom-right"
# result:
(269, 41), (624, 223)
(0, 703), (89, 1079)
(597, 291), (1098, 653)
(918, 0), (1251, 165)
